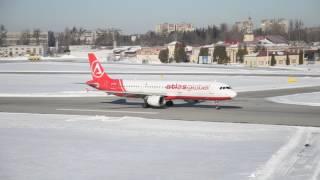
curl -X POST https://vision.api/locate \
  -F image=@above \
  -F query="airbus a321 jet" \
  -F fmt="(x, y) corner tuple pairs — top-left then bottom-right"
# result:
(86, 53), (237, 109)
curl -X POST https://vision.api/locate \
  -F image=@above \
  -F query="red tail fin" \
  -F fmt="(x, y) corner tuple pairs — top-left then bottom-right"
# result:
(87, 53), (125, 92)
(88, 53), (111, 82)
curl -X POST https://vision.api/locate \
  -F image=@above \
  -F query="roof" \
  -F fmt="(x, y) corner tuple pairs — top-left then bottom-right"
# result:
(265, 35), (288, 44)
(224, 40), (240, 45)
(167, 41), (181, 46)
(254, 35), (288, 44)
(256, 51), (298, 57)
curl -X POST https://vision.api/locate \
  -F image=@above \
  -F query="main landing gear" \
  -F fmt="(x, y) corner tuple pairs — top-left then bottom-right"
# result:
(143, 98), (150, 108)
(142, 99), (174, 108)
(215, 101), (221, 110)
(165, 101), (174, 107)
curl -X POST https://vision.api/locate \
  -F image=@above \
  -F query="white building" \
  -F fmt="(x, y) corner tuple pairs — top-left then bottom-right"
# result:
(244, 51), (300, 67)
(0, 45), (44, 57)
(166, 41), (181, 59)
(136, 47), (163, 63)
(156, 23), (194, 34)
(79, 31), (96, 45)
(261, 19), (289, 33)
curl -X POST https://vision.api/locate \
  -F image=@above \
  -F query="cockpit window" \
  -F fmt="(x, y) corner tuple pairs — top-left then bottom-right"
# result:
(220, 86), (232, 90)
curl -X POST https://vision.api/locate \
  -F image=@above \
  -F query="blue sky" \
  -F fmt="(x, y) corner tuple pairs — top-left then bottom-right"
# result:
(0, 0), (319, 33)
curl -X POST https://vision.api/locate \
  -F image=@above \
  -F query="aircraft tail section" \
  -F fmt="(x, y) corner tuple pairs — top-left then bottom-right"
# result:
(87, 53), (125, 92)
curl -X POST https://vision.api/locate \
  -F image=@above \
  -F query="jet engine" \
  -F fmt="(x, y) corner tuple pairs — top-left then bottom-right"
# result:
(145, 96), (165, 107)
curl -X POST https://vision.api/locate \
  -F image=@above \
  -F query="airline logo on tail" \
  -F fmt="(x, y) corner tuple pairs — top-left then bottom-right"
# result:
(91, 60), (105, 78)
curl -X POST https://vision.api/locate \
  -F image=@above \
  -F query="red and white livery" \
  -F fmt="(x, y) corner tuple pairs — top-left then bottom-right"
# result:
(86, 53), (237, 108)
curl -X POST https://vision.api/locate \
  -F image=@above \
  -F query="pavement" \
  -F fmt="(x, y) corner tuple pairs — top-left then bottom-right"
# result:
(1, 86), (320, 127)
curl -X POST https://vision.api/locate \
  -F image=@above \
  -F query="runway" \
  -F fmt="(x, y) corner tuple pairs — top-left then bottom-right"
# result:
(1, 86), (320, 127)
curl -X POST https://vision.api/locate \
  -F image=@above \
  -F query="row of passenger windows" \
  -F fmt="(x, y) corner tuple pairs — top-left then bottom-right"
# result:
(220, 86), (231, 90)
(125, 85), (164, 89)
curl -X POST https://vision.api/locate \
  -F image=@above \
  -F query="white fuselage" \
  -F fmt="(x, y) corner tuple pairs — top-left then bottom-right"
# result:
(121, 80), (237, 100)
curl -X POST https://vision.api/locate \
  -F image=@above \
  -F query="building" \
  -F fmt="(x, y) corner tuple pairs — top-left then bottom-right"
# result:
(243, 34), (255, 42)
(5, 31), (48, 46)
(166, 41), (181, 59)
(79, 31), (96, 45)
(175, 23), (194, 32)
(244, 51), (300, 67)
(261, 19), (289, 33)
(136, 47), (164, 63)
(234, 17), (254, 34)
(255, 35), (289, 50)
(189, 46), (201, 63)
(223, 41), (241, 64)
(3, 31), (48, 56)
(0, 45), (44, 57)
(156, 23), (194, 34)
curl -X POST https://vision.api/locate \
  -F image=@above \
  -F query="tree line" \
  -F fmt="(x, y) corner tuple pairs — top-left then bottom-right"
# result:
(1, 19), (320, 48)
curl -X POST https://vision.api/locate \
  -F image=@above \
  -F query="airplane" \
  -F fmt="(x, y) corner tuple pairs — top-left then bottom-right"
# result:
(86, 53), (237, 109)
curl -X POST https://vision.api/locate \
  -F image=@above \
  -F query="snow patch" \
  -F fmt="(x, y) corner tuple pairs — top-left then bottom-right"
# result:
(268, 92), (320, 107)
(0, 91), (109, 97)
(250, 127), (320, 180)
(250, 127), (305, 179)
(1, 112), (320, 179)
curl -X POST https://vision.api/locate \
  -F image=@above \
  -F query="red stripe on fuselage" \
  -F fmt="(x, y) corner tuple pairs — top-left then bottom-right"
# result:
(106, 79), (125, 92)
(165, 96), (232, 101)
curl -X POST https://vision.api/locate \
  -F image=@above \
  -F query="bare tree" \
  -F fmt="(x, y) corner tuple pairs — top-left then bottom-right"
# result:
(70, 26), (78, 45)
(288, 20), (294, 41)
(95, 28), (121, 46)
(294, 19), (304, 41)
(32, 28), (41, 45)
(219, 23), (228, 40)
(19, 30), (31, 45)
(0, 24), (7, 46)
(77, 27), (87, 44)
(95, 28), (111, 46)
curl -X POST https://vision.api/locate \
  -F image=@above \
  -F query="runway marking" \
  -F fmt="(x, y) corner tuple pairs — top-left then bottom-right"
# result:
(56, 108), (159, 115)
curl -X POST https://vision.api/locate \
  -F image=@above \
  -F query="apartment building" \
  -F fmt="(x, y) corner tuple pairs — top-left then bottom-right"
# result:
(5, 31), (48, 46)
(261, 19), (289, 33)
(156, 23), (194, 34)
(234, 17), (254, 34)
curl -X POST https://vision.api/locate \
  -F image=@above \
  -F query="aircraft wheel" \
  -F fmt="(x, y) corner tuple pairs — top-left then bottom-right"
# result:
(166, 101), (174, 107)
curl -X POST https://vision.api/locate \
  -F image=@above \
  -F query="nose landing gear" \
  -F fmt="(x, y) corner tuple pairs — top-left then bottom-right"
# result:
(215, 101), (221, 110)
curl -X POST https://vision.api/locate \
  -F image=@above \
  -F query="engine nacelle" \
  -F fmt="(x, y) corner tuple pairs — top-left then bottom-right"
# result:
(146, 96), (165, 107)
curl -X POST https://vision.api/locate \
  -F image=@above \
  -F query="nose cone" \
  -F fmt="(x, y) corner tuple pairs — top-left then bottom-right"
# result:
(230, 90), (237, 98)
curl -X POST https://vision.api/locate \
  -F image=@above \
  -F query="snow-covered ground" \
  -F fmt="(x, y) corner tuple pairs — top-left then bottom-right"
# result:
(0, 112), (319, 180)
(1, 61), (320, 75)
(268, 92), (320, 107)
